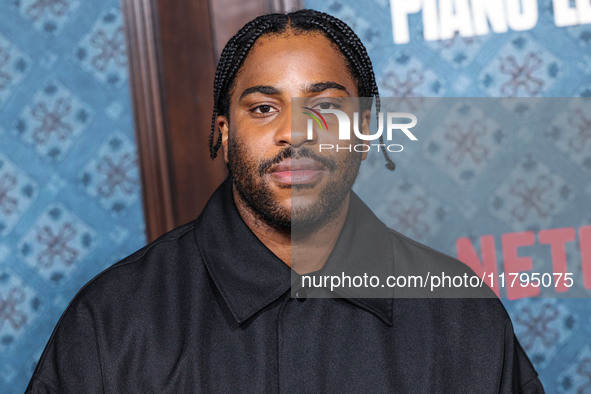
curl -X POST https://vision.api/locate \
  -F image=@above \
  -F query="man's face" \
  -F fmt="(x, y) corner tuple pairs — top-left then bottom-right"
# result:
(218, 32), (368, 231)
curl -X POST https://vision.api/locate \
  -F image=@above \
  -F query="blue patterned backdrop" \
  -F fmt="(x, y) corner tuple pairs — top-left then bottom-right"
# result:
(305, 0), (591, 392)
(1, 0), (590, 391)
(0, 0), (146, 392)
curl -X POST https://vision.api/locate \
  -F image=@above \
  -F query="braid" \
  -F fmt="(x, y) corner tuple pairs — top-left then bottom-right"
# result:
(210, 18), (279, 159)
(209, 9), (396, 171)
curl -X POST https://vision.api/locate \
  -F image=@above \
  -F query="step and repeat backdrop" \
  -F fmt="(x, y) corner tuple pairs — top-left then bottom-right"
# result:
(304, 0), (591, 392)
(0, 0), (146, 392)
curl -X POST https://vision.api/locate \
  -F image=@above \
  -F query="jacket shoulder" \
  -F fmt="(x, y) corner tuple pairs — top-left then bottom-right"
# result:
(386, 227), (501, 300)
(387, 227), (477, 276)
(71, 221), (199, 305)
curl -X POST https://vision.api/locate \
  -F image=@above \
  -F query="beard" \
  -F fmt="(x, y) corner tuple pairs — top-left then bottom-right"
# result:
(227, 135), (362, 233)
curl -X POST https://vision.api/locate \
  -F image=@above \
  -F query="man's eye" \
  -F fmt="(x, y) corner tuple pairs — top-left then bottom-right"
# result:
(314, 102), (340, 110)
(251, 105), (276, 114)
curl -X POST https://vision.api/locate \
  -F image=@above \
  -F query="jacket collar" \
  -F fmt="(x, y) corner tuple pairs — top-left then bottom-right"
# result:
(194, 177), (393, 326)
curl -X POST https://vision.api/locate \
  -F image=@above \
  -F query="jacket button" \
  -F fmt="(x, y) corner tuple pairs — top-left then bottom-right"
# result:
(295, 288), (307, 302)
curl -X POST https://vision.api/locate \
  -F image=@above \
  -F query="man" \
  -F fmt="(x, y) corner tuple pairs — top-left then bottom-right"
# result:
(27, 9), (544, 393)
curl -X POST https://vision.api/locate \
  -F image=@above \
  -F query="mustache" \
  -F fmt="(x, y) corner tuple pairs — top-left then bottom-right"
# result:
(259, 147), (337, 175)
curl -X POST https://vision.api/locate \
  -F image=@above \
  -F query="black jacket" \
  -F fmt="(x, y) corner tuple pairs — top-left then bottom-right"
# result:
(27, 178), (544, 393)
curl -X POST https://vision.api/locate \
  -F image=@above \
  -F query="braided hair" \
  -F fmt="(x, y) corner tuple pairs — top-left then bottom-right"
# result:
(209, 9), (396, 171)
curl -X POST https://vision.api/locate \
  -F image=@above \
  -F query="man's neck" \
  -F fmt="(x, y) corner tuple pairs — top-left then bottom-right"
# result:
(232, 187), (350, 274)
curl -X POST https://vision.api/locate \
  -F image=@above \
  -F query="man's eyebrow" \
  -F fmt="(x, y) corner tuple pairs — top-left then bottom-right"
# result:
(304, 81), (350, 95)
(239, 85), (282, 100)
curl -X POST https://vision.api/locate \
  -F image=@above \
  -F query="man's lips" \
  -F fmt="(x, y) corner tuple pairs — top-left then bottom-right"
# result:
(268, 158), (326, 185)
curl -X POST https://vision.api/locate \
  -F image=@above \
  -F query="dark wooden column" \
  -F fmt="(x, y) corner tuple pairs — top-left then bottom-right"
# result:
(123, 0), (302, 241)
(153, 0), (228, 230)
(122, 0), (176, 241)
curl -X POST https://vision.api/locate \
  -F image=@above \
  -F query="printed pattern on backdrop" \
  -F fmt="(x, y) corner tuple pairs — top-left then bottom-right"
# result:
(14, 79), (92, 162)
(305, 0), (591, 392)
(0, 1), (145, 392)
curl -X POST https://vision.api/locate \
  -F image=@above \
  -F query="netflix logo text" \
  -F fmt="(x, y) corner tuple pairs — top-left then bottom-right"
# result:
(456, 226), (591, 299)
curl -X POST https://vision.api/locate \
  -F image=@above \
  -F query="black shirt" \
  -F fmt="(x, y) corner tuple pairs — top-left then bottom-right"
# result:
(27, 178), (544, 393)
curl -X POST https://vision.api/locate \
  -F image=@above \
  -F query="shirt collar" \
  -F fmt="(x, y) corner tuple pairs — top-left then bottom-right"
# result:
(194, 177), (393, 326)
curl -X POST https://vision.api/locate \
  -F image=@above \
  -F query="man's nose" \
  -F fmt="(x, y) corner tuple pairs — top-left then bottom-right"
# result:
(274, 107), (316, 147)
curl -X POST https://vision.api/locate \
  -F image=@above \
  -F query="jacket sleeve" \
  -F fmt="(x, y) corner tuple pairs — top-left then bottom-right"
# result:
(499, 319), (545, 394)
(26, 294), (104, 394)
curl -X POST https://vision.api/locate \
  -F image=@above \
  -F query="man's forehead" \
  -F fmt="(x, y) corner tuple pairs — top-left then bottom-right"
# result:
(231, 31), (356, 97)
(246, 31), (347, 64)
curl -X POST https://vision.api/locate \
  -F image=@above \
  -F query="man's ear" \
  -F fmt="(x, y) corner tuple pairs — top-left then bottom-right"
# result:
(217, 115), (230, 163)
(360, 109), (371, 161)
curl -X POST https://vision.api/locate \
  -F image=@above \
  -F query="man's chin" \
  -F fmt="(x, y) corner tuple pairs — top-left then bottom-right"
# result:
(232, 173), (349, 234)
